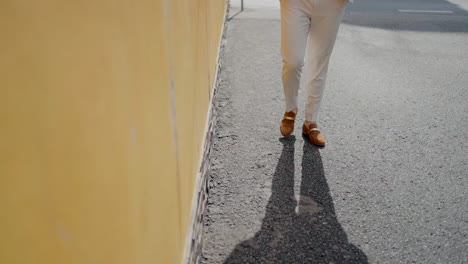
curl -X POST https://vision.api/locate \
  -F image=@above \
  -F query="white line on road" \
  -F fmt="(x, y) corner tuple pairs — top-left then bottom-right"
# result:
(398, 9), (454, 13)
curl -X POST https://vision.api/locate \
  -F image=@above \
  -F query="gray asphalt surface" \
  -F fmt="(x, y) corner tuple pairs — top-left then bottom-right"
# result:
(202, 1), (468, 263)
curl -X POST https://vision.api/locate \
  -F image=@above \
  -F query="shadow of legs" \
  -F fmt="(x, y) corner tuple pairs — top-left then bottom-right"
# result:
(224, 138), (368, 263)
(295, 140), (368, 263)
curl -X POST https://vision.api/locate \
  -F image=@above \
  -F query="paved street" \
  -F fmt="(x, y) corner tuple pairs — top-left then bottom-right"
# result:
(202, 0), (468, 263)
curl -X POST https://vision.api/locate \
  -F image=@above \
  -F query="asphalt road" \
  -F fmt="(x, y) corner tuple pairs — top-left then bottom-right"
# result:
(202, 1), (468, 263)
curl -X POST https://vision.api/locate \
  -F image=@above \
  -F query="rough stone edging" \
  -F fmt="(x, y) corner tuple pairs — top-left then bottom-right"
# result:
(184, 2), (229, 264)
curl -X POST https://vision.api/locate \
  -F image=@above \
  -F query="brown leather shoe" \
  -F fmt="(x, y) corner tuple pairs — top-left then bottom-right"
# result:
(302, 123), (326, 147)
(280, 110), (297, 137)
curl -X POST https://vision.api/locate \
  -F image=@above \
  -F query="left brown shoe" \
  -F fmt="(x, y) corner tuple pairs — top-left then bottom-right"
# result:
(280, 110), (297, 137)
(302, 123), (326, 147)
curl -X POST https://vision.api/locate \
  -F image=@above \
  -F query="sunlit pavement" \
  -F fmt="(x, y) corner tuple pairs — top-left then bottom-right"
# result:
(201, 1), (468, 263)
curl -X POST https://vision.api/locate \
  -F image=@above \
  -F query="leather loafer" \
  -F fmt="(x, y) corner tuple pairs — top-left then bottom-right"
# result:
(280, 110), (297, 137)
(302, 123), (325, 147)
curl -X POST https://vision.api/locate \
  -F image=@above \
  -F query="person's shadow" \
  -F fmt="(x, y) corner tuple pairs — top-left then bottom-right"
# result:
(224, 137), (368, 264)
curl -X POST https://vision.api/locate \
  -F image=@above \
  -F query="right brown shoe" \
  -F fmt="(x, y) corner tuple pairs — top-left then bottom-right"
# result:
(302, 122), (326, 147)
(280, 110), (297, 137)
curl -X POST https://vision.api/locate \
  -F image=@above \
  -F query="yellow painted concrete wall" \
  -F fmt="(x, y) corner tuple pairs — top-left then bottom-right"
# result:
(0, 0), (226, 263)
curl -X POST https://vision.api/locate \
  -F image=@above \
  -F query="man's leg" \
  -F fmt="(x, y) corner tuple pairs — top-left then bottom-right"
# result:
(304, 0), (346, 123)
(280, 0), (310, 113)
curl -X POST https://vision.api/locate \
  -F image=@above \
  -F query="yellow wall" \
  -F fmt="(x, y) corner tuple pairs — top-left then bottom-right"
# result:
(0, 0), (226, 263)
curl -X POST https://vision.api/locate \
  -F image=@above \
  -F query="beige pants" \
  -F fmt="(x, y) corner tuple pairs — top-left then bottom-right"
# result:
(281, 0), (347, 122)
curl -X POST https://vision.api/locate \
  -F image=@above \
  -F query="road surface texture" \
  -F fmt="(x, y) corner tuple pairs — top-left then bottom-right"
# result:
(201, 0), (468, 263)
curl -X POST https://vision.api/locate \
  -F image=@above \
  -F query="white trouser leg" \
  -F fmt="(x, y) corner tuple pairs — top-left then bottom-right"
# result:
(280, 0), (346, 120)
(304, 0), (345, 122)
(280, 0), (310, 113)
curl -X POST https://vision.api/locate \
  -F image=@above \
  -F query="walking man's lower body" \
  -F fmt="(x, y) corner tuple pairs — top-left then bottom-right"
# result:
(279, 0), (348, 146)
